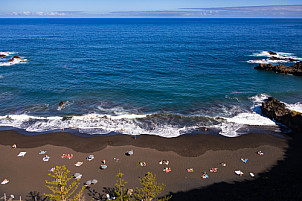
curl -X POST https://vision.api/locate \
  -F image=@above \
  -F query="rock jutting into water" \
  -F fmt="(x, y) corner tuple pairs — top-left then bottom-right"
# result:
(254, 61), (302, 76)
(59, 101), (67, 107)
(8, 56), (22, 62)
(0, 54), (6, 58)
(267, 51), (277, 55)
(261, 97), (302, 132)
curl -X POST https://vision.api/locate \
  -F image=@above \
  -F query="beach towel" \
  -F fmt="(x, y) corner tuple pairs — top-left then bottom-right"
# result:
(17, 152), (26, 157)
(202, 174), (208, 179)
(86, 155), (94, 161)
(100, 165), (107, 169)
(1, 179), (9, 185)
(91, 179), (98, 184)
(187, 168), (194, 173)
(210, 168), (218, 173)
(39, 150), (46, 155)
(235, 170), (244, 176)
(73, 173), (82, 179)
(75, 162), (83, 167)
(43, 156), (50, 162)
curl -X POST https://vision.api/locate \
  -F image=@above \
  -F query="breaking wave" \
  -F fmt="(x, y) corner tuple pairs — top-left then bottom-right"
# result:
(0, 51), (27, 66)
(0, 93), (289, 138)
(286, 102), (302, 113)
(247, 51), (302, 64)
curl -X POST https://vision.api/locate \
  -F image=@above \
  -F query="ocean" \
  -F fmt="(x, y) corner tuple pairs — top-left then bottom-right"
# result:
(0, 18), (302, 137)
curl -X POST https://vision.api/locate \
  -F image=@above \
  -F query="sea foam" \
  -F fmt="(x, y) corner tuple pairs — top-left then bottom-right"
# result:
(247, 51), (302, 64)
(0, 93), (297, 138)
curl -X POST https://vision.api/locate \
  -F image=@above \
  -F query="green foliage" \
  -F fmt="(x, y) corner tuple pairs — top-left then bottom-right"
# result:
(44, 165), (85, 201)
(134, 172), (171, 201)
(114, 171), (132, 201)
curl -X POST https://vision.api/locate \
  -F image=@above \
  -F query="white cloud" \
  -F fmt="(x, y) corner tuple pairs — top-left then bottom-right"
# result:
(10, 11), (75, 17)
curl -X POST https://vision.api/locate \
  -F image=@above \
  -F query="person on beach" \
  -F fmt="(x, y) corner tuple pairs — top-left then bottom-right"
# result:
(205, 128), (207, 134)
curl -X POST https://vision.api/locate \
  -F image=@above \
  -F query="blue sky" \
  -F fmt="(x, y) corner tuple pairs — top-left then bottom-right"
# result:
(1, 0), (302, 18)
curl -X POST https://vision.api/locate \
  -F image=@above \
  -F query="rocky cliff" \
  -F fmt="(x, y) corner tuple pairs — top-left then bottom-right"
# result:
(255, 61), (302, 76)
(261, 97), (302, 132)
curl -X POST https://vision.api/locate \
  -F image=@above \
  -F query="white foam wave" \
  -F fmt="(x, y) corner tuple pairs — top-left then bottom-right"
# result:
(0, 113), (186, 138)
(0, 75), (3, 79)
(0, 52), (15, 57)
(247, 59), (289, 64)
(217, 94), (276, 137)
(0, 93), (291, 138)
(217, 123), (242, 137)
(0, 58), (27, 66)
(97, 105), (132, 115)
(286, 102), (302, 113)
(247, 51), (302, 64)
(224, 113), (275, 126)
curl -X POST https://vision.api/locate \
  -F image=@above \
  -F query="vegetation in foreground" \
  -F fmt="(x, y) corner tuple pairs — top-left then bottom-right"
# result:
(42, 165), (171, 201)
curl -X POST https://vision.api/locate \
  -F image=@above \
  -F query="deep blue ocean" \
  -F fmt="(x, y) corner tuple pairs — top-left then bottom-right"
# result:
(0, 18), (302, 137)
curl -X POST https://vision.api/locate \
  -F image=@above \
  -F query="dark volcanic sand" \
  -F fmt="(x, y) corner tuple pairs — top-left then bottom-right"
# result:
(0, 131), (288, 200)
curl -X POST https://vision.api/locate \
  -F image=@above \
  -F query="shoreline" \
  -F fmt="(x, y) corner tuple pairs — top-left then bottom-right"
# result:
(0, 130), (288, 199)
(0, 130), (288, 156)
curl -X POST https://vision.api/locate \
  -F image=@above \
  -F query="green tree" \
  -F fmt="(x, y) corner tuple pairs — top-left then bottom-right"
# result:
(114, 171), (132, 201)
(134, 172), (171, 201)
(44, 165), (85, 201)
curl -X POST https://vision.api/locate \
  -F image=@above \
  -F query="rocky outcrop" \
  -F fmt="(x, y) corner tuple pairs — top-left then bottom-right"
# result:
(0, 54), (6, 58)
(267, 51), (277, 55)
(261, 97), (302, 132)
(268, 56), (298, 62)
(59, 101), (67, 107)
(8, 56), (22, 62)
(255, 61), (302, 76)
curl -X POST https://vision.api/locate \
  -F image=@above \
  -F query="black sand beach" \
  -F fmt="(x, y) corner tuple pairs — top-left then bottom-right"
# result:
(0, 130), (292, 200)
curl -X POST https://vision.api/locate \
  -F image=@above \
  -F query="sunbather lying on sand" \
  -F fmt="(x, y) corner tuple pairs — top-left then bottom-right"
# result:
(209, 168), (218, 173)
(1, 179), (9, 185)
(163, 167), (171, 173)
(75, 162), (83, 167)
(159, 160), (169, 165)
(187, 168), (194, 172)
(201, 172), (208, 179)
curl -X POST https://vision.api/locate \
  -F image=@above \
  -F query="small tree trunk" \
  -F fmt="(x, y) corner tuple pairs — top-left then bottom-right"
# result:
(120, 178), (123, 201)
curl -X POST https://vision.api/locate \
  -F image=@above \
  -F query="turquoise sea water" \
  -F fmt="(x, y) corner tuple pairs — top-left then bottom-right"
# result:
(0, 18), (302, 137)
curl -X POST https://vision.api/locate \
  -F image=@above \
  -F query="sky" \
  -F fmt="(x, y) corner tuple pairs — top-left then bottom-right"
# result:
(0, 0), (302, 18)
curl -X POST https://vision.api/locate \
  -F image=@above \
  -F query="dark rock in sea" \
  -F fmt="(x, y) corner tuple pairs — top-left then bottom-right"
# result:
(0, 54), (6, 58)
(267, 56), (298, 62)
(254, 61), (302, 76)
(261, 97), (302, 132)
(267, 51), (277, 55)
(289, 58), (298, 62)
(62, 116), (72, 121)
(8, 56), (21, 62)
(59, 101), (67, 107)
